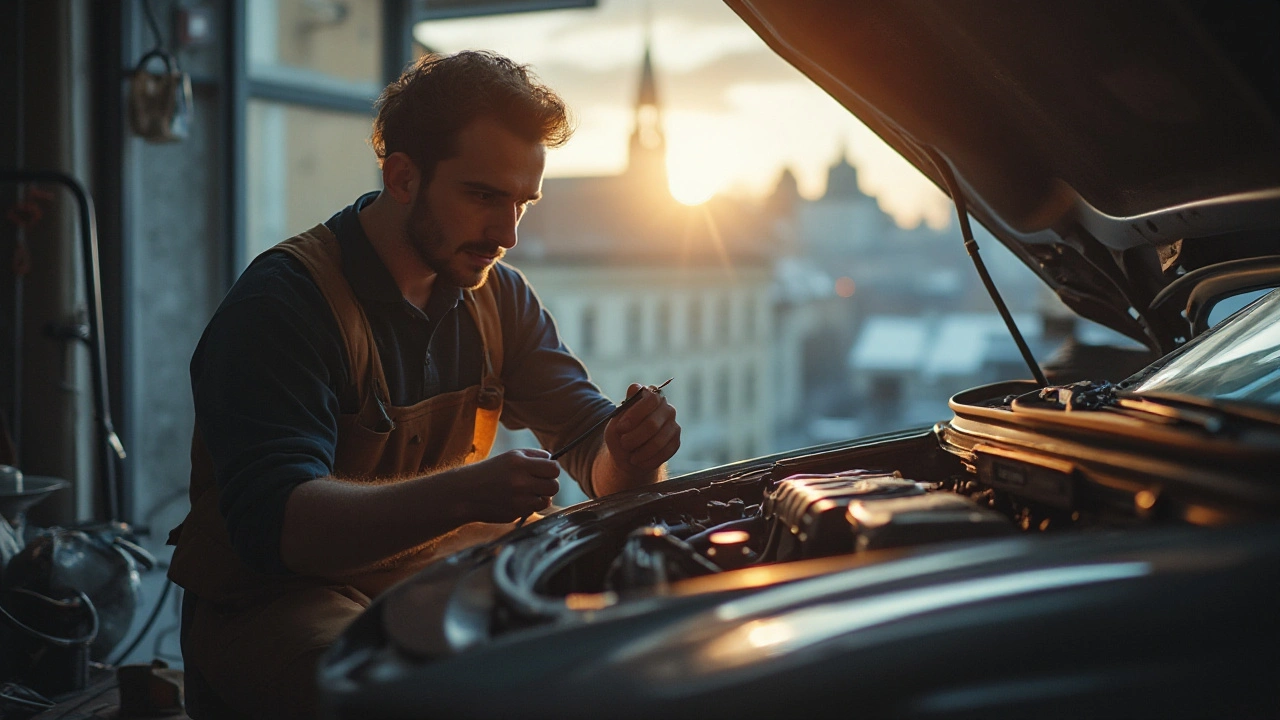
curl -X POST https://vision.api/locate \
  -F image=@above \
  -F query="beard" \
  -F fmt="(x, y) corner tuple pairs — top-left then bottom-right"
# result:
(406, 194), (505, 290)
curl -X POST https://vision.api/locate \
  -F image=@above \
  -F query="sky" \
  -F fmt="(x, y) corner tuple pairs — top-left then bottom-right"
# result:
(414, 0), (953, 229)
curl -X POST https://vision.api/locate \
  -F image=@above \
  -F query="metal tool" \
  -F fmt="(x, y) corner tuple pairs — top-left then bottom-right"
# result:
(550, 378), (674, 461)
(515, 378), (674, 529)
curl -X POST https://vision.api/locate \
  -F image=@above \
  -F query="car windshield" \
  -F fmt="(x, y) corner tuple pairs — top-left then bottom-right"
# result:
(1128, 288), (1280, 406)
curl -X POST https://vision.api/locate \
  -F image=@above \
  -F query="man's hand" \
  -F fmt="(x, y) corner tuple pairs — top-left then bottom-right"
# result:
(281, 448), (559, 577)
(453, 448), (560, 524)
(596, 383), (681, 495)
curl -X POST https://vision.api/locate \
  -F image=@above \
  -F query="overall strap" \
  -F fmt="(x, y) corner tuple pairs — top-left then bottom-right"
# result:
(274, 225), (388, 405)
(464, 280), (504, 381)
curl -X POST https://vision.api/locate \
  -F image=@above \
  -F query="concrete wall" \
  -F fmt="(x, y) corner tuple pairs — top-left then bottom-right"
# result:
(122, 1), (229, 545)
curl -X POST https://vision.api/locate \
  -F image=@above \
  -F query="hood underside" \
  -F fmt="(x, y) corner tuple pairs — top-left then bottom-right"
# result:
(726, 0), (1280, 353)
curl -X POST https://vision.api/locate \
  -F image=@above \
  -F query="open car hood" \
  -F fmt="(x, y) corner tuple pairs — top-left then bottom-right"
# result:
(726, 0), (1280, 354)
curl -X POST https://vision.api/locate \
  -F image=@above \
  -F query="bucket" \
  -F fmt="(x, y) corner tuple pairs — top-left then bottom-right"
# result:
(0, 588), (98, 696)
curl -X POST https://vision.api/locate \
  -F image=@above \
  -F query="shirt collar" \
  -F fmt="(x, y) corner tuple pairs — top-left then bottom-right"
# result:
(327, 192), (464, 315)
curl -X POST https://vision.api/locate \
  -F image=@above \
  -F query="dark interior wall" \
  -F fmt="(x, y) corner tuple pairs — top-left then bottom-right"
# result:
(122, 0), (229, 542)
(0, 0), (228, 535)
(0, 5), (23, 465)
(6, 1), (405, 536)
(1, 1), (97, 527)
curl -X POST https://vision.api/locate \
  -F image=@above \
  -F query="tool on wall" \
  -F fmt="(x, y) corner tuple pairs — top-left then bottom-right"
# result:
(127, 0), (192, 143)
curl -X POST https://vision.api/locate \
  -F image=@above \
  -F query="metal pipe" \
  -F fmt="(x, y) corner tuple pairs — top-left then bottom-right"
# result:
(13, 0), (26, 462)
(0, 169), (127, 521)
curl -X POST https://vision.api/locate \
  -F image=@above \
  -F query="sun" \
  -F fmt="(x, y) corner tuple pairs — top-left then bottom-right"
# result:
(668, 167), (723, 206)
(665, 126), (731, 206)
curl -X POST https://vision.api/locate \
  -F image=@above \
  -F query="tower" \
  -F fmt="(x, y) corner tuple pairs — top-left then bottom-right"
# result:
(824, 143), (864, 201)
(625, 40), (667, 189)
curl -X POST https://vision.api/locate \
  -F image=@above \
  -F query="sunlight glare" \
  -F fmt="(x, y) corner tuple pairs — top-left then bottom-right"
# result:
(669, 167), (722, 206)
(665, 114), (735, 205)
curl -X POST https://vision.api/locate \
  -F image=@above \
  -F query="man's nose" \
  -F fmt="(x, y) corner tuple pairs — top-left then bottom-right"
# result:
(489, 205), (520, 249)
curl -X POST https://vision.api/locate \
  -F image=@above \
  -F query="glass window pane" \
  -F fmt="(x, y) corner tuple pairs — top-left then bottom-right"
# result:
(627, 303), (643, 352)
(580, 307), (597, 355)
(248, 0), (384, 91)
(656, 300), (671, 347)
(245, 100), (381, 264)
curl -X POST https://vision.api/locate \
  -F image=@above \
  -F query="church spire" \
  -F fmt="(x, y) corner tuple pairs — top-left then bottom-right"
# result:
(637, 43), (659, 108)
(627, 36), (667, 185)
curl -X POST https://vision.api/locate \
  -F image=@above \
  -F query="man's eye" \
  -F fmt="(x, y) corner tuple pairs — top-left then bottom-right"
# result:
(473, 191), (496, 201)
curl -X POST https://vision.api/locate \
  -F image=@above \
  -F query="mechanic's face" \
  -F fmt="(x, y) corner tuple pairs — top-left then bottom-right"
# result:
(407, 117), (546, 289)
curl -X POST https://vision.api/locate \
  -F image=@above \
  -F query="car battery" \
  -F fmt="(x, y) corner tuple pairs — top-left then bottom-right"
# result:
(765, 471), (929, 560)
(847, 493), (1015, 552)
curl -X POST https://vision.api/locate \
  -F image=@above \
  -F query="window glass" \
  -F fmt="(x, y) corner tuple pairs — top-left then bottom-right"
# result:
(1206, 288), (1274, 328)
(627, 303), (644, 352)
(717, 369), (731, 414)
(245, 100), (381, 263)
(247, 0), (384, 91)
(688, 370), (702, 422)
(418, 0), (1055, 478)
(719, 295), (732, 343)
(580, 307), (597, 356)
(688, 296), (702, 349)
(1130, 288), (1280, 406)
(656, 300), (671, 347)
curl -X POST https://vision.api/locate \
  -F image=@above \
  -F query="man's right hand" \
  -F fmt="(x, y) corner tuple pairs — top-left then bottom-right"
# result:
(281, 448), (559, 577)
(453, 448), (560, 524)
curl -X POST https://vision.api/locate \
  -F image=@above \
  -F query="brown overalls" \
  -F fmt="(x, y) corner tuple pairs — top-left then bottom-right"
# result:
(168, 225), (520, 719)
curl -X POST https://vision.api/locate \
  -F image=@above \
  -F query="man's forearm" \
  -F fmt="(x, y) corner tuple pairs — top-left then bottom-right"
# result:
(278, 449), (562, 577)
(591, 444), (666, 497)
(279, 471), (468, 578)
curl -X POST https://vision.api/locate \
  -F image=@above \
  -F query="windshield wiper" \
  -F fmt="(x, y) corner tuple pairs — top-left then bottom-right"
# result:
(1034, 380), (1225, 433)
(1109, 396), (1225, 433)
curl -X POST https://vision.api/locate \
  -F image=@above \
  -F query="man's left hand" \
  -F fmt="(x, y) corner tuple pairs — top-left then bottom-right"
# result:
(598, 382), (680, 489)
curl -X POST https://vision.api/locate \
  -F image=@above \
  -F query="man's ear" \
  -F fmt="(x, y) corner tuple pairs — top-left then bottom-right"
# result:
(381, 152), (420, 204)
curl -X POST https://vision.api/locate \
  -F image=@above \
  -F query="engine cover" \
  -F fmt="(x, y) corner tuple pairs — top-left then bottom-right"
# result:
(847, 493), (1015, 551)
(765, 471), (928, 560)
(765, 470), (1016, 561)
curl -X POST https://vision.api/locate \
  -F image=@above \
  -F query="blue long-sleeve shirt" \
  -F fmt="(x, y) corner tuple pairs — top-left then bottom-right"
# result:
(190, 193), (614, 574)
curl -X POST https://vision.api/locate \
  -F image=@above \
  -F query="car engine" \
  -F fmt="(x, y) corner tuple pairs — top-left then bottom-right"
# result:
(479, 377), (1276, 637)
(599, 467), (1023, 595)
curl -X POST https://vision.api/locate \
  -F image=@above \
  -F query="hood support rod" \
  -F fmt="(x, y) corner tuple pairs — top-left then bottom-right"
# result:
(930, 151), (1048, 387)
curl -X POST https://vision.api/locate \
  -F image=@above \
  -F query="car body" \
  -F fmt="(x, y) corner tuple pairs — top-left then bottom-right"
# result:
(320, 2), (1280, 717)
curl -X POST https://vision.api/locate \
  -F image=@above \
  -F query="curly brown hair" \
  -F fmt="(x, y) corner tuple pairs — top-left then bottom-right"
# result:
(371, 50), (574, 180)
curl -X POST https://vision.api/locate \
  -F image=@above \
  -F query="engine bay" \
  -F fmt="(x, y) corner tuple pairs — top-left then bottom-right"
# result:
(350, 386), (1280, 665)
(589, 462), (1075, 599)
(505, 424), (1078, 616)
(504, 383), (1273, 620)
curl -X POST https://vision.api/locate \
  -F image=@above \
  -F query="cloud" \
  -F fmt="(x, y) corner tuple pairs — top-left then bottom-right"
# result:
(524, 48), (814, 118)
(414, 0), (951, 229)
(415, 0), (762, 73)
(661, 50), (814, 112)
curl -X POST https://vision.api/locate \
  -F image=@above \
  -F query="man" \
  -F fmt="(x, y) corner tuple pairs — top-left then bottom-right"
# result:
(167, 51), (680, 719)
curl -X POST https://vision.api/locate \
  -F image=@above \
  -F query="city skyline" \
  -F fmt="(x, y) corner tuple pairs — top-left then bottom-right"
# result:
(414, 0), (954, 229)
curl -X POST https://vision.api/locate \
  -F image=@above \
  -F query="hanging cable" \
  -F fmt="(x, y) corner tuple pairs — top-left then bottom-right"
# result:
(107, 577), (174, 666)
(928, 149), (1048, 387)
(141, 0), (165, 51)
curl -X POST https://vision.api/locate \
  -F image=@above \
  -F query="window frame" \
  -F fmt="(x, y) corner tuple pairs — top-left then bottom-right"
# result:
(229, 0), (415, 271)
